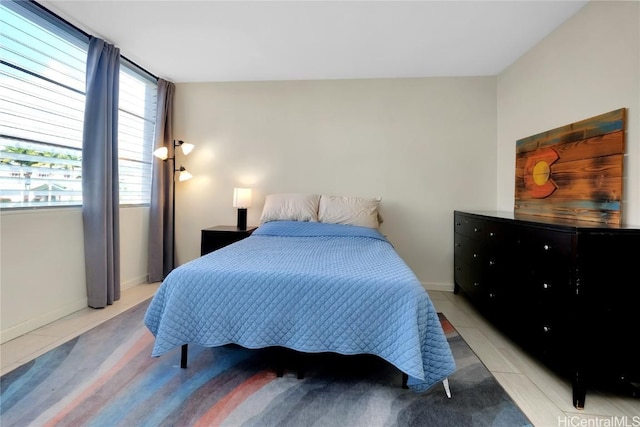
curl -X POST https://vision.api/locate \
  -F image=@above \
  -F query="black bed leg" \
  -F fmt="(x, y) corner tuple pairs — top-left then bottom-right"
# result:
(572, 370), (586, 409)
(275, 347), (284, 377)
(181, 344), (188, 369)
(402, 373), (408, 389)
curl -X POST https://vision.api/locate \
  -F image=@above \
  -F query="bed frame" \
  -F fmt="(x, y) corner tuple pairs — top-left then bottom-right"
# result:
(179, 343), (451, 397)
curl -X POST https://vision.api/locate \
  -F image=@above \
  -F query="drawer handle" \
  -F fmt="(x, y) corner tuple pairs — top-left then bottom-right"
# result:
(489, 293), (496, 298)
(473, 282), (480, 287)
(489, 232), (495, 237)
(474, 227), (480, 232)
(473, 253), (479, 258)
(543, 244), (551, 251)
(543, 283), (550, 289)
(543, 326), (551, 333)
(456, 222), (461, 226)
(488, 260), (495, 266)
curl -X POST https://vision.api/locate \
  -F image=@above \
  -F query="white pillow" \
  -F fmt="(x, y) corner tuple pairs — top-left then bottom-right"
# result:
(318, 195), (382, 228)
(259, 193), (320, 224)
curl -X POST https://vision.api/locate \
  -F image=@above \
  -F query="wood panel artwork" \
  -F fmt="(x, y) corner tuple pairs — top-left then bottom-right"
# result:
(514, 108), (626, 224)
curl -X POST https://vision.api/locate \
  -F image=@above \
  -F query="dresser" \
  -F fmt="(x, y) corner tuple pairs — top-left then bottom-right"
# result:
(453, 210), (640, 409)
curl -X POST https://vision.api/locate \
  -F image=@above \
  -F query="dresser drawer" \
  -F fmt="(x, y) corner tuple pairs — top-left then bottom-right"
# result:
(454, 256), (483, 299)
(455, 212), (515, 246)
(519, 272), (573, 302)
(455, 232), (514, 273)
(518, 227), (573, 261)
(454, 213), (486, 239)
(454, 233), (487, 266)
(519, 310), (573, 364)
(454, 256), (505, 308)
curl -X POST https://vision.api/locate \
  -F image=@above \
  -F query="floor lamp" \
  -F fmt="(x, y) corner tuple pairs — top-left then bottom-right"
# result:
(153, 140), (194, 269)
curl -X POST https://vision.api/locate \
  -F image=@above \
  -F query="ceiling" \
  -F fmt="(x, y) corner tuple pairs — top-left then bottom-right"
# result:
(41, 0), (589, 83)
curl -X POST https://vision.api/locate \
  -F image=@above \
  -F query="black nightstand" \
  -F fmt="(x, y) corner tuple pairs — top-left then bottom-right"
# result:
(201, 225), (258, 256)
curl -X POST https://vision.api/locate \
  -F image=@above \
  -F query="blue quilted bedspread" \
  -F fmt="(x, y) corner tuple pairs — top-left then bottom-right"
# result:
(144, 221), (455, 392)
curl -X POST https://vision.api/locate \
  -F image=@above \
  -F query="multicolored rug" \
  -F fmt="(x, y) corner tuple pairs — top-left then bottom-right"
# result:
(1, 299), (532, 426)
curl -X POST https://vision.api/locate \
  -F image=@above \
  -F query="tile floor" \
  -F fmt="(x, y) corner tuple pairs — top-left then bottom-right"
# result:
(1, 284), (638, 427)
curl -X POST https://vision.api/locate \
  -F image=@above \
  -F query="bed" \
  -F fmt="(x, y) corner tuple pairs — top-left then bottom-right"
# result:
(144, 194), (456, 394)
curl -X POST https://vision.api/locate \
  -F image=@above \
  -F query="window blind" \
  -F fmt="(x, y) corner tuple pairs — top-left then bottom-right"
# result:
(0, 0), (88, 207)
(118, 59), (157, 205)
(0, 0), (158, 208)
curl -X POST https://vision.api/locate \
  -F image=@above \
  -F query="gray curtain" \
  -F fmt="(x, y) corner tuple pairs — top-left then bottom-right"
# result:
(82, 37), (121, 308)
(148, 79), (175, 282)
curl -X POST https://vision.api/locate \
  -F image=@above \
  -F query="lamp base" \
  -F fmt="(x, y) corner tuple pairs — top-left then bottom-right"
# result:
(237, 208), (247, 230)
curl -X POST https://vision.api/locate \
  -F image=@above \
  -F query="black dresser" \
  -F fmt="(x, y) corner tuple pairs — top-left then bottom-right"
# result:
(453, 210), (640, 409)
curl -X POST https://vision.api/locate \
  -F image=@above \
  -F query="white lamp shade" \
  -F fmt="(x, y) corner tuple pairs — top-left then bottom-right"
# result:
(153, 146), (169, 160)
(233, 188), (252, 208)
(180, 142), (195, 156)
(178, 169), (193, 182)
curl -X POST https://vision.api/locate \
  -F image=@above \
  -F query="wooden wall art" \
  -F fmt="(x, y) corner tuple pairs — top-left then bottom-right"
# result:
(515, 108), (626, 224)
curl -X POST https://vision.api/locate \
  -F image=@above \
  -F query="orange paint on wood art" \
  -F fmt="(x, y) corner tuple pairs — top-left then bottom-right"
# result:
(523, 147), (559, 198)
(514, 108), (625, 224)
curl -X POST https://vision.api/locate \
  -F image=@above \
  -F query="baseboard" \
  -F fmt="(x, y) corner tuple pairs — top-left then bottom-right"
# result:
(421, 282), (455, 293)
(1, 276), (149, 345)
(121, 274), (149, 291)
(0, 297), (88, 344)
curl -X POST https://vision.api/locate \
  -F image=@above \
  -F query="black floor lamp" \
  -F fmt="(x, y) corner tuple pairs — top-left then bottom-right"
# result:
(153, 140), (194, 268)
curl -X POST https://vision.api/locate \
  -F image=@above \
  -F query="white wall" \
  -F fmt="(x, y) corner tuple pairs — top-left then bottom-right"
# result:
(497, 1), (640, 225)
(0, 206), (151, 343)
(173, 77), (498, 290)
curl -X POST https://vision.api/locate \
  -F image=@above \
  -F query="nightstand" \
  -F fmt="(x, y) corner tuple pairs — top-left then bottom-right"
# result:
(200, 225), (258, 256)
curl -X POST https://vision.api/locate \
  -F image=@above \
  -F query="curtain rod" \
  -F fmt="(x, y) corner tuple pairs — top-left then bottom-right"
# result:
(31, 0), (160, 81)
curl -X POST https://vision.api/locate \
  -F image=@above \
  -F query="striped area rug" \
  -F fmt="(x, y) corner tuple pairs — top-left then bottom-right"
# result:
(1, 300), (532, 427)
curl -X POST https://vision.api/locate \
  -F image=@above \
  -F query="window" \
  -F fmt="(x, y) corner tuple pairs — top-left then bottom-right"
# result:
(0, 0), (157, 208)
(0, 0), (87, 208)
(118, 60), (157, 205)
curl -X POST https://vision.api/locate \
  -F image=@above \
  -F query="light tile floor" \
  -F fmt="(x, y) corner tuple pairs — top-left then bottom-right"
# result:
(1, 284), (638, 426)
